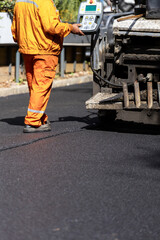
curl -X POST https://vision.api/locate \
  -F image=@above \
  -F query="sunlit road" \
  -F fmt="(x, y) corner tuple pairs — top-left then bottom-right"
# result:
(0, 82), (160, 240)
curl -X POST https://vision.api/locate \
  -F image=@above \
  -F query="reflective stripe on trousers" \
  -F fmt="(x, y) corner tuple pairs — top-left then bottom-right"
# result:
(23, 54), (58, 126)
(28, 108), (45, 114)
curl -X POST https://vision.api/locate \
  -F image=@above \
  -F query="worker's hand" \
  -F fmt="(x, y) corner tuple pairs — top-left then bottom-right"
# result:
(71, 24), (85, 36)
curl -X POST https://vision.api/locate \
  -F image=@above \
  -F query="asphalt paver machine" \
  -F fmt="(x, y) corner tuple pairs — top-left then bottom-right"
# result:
(78, 0), (160, 124)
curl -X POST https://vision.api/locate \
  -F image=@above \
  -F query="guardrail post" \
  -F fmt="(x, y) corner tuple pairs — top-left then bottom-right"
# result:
(73, 47), (77, 73)
(7, 47), (12, 76)
(60, 47), (65, 78)
(83, 47), (86, 71)
(9, 63), (12, 76)
(16, 49), (20, 83)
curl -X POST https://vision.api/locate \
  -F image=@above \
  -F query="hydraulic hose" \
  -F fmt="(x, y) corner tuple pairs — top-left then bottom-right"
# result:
(90, 46), (134, 88)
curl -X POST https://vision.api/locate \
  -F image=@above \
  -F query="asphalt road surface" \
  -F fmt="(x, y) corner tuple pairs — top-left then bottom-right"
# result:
(0, 82), (160, 240)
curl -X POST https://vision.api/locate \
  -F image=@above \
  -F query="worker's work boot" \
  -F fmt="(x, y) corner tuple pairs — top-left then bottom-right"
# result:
(23, 122), (51, 133)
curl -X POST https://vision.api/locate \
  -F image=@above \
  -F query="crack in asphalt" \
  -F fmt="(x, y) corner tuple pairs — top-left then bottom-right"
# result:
(0, 129), (84, 153)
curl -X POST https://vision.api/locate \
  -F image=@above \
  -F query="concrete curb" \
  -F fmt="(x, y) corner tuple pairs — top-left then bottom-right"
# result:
(0, 74), (93, 98)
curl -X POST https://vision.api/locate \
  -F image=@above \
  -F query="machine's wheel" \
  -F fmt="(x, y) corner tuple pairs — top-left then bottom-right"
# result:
(118, 0), (135, 12)
(98, 110), (117, 125)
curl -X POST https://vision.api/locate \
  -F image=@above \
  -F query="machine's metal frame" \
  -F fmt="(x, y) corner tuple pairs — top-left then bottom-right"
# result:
(85, 0), (160, 123)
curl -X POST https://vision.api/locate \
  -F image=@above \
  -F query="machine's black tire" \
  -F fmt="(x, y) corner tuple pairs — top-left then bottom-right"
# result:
(98, 110), (117, 125)
(118, 0), (135, 12)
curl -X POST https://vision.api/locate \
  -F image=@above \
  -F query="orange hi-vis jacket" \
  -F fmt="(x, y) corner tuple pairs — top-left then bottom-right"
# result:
(11, 0), (73, 56)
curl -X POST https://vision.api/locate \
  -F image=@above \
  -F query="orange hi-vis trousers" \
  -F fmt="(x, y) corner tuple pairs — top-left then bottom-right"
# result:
(23, 54), (58, 127)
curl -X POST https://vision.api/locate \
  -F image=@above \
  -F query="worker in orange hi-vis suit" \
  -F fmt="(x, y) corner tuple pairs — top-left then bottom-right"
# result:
(11, 0), (84, 133)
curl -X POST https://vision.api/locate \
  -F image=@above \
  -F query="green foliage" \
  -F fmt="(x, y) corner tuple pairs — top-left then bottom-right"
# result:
(0, 0), (16, 13)
(0, 0), (83, 22)
(54, 0), (83, 22)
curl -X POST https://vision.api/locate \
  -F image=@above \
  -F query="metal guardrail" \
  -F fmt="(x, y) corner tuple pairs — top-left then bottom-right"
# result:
(12, 34), (91, 82)
(60, 34), (91, 78)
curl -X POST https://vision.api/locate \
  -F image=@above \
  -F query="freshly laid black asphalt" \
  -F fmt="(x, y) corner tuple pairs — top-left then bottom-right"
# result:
(0, 82), (160, 240)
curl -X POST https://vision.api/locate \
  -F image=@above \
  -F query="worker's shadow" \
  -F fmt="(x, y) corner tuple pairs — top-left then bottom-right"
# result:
(0, 116), (24, 126)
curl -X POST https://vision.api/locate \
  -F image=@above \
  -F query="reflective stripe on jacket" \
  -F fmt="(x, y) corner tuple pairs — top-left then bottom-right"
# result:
(11, 0), (73, 55)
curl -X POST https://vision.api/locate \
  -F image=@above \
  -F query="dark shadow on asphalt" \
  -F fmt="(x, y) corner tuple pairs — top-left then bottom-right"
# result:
(97, 120), (160, 135)
(143, 154), (160, 169)
(0, 116), (24, 126)
(53, 114), (160, 135)
(1, 114), (160, 135)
